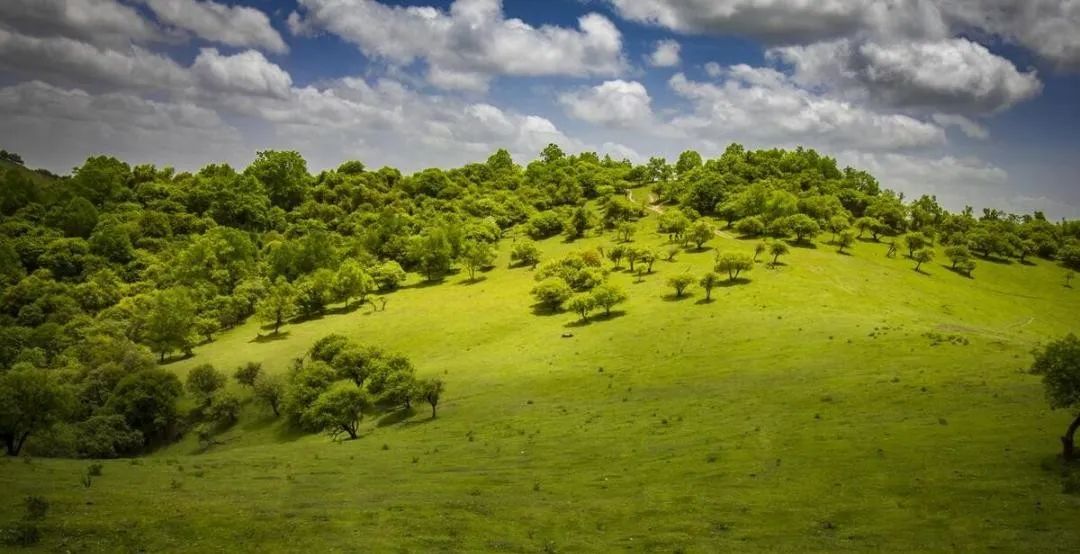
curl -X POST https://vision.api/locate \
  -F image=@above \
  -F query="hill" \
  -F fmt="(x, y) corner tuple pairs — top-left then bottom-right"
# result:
(4, 196), (1079, 552)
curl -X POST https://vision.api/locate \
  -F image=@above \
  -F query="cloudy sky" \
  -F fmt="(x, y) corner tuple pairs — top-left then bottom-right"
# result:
(1, 0), (1078, 218)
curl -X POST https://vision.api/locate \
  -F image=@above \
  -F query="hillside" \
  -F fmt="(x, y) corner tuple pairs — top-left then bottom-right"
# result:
(4, 198), (1079, 552)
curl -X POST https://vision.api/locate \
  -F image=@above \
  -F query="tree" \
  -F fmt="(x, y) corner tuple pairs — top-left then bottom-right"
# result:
(510, 240), (542, 269)
(0, 366), (72, 456)
(531, 278), (573, 311)
(753, 242), (766, 262)
(607, 244), (627, 268)
(836, 230), (856, 254)
(640, 249), (658, 273)
(566, 206), (594, 240)
(74, 415), (143, 458)
(674, 150), (702, 176)
(827, 215), (850, 242)
(234, 362), (262, 388)
(335, 259), (375, 309)
(256, 278), (297, 334)
(1018, 239), (1037, 264)
(1067, 271), (1076, 288)
(144, 287), (197, 362)
(903, 232), (931, 257)
(769, 241), (789, 265)
(616, 222), (636, 242)
(854, 216), (885, 240)
(735, 217), (766, 238)
(331, 344), (384, 387)
(912, 248), (934, 272)
(371, 261), (407, 291)
(186, 364), (225, 405)
(414, 378), (444, 419)
(303, 385), (370, 440)
(295, 268), (336, 316)
(667, 274), (695, 297)
(1030, 334), (1080, 460)
(254, 375), (285, 416)
(785, 214), (820, 243)
(689, 220), (713, 249)
(715, 252), (754, 281)
(945, 245), (972, 269)
(105, 369), (182, 446)
(567, 294), (595, 322)
(245, 150), (310, 210)
(699, 272), (721, 301)
(461, 240), (496, 281)
(590, 283), (627, 316)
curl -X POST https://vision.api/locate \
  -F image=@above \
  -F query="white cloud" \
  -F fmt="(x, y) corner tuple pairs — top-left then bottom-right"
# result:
(0, 0), (161, 47)
(667, 66), (945, 151)
(0, 28), (191, 91)
(940, 0), (1080, 70)
(191, 48), (293, 99)
(559, 80), (654, 127)
(931, 113), (989, 140)
(770, 37), (1042, 114)
(0, 80), (244, 171)
(290, 0), (626, 91)
(647, 39), (681, 67)
(141, 0), (288, 54)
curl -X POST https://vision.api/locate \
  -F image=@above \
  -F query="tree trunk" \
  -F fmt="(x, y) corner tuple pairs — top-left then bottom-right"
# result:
(2, 433), (14, 456)
(1062, 413), (1080, 460)
(431, 403), (437, 419)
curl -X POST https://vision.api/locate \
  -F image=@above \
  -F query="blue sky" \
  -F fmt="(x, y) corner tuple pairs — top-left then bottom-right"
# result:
(1, 0), (1078, 218)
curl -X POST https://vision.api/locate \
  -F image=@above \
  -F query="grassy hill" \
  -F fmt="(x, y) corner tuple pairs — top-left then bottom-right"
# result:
(4, 198), (1080, 552)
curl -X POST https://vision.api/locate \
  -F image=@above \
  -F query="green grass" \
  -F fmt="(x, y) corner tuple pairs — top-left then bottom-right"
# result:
(5, 205), (1080, 552)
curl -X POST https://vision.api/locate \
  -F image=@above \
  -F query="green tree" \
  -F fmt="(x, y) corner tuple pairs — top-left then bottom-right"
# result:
(245, 150), (310, 210)
(234, 362), (262, 388)
(715, 252), (754, 281)
(331, 344), (384, 388)
(414, 378), (444, 419)
(531, 278), (573, 311)
(616, 222), (636, 242)
(1030, 334), (1080, 459)
(689, 220), (714, 249)
(295, 268), (336, 316)
(945, 245), (972, 269)
(144, 287), (197, 362)
(903, 232), (932, 257)
(735, 216), (766, 237)
(461, 240), (496, 281)
(510, 240), (542, 269)
(105, 369), (182, 446)
(566, 206), (594, 240)
(590, 283), (627, 316)
(785, 214), (821, 243)
(335, 259), (375, 309)
(667, 274), (695, 298)
(254, 375), (285, 416)
(567, 294), (595, 322)
(303, 384), (371, 440)
(371, 261), (407, 291)
(912, 248), (934, 272)
(854, 216), (885, 240)
(699, 272), (721, 301)
(674, 150), (702, 176)
(769, 241), (789, 265)
(256, 278), (297, 334)
(0, 366), (73, 456)
(837, 229), (856, 254)
(186, 364), (225, 405)
(753, 242), (766, 262)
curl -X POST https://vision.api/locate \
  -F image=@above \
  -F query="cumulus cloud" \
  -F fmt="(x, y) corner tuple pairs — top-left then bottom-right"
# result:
(191, 48), (293, 99)
(770, 37), (1042, 114)
(559, 80), (654, 127)
(0, 0), (161, 47)
(0, 80), (244, 170)
(931, 113), (989, 140)
(667, 66), (945, 151)
(289, 0), (626, 90)
(940, 0), (1080, 70)
(647, 39), (681, 67)
(141, 0), (288, 54)
(0, 28), (191, 91)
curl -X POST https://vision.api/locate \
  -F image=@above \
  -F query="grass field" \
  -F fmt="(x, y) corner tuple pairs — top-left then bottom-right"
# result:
(5, 197), (1080, 552)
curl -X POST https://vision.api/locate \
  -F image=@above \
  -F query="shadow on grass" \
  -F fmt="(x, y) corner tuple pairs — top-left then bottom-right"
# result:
(836, 250), (853, 256)
(250, 331), (292, 344)
(943, 265), (975, 279)
(272, 422), (310, 444)
(662, 293), (694, 302)
(787, 240), (817, 249)
(458, 276), (488, 285)
(695, 297), (715, 305)
(913, 267), (932, 276)
(564, 311), (626, 327)
(530, 303), (565, 317)
(159, 352), (194, 365)
(401, 278), (446, 290)
(376, 407), (416, 428)
(717, 278), (751, 287)
(241, 413), (281, 433)
(978, 254), (1014, 265)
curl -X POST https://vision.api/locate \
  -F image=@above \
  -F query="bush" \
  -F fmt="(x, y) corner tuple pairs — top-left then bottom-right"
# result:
(526, 211), (564, 239)
(75, 415), (144, 458)
(734, 216), (765, 237)
(2, 521), (40, 546)
(206, 392), (242, 426)
(23, 496), (48, 521)
(234, 362), (262, 387)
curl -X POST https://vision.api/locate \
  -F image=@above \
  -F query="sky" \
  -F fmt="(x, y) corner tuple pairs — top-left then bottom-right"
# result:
(1, 0), (1078, 218)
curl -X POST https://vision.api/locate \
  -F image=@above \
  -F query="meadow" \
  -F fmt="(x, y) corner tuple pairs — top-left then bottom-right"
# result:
(4, 199), (1079, 553)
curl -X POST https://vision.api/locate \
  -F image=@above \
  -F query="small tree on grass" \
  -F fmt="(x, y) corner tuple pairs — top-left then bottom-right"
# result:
(461, 240), (496, 281)
(334, 259), (375, 309)
(567, 294), (595, 322)
(912, 248), (934, 272)
(903, 232), (931, 258)
(667, 274), (694, 298)
(854, 216), (884, 240)
(590, 283), (627, 316)
(616, 222), (636, 243)
(689, 220), (713, 249)
(837, 230), (856, 254)
(769, 241), (789, 265)
(827, 216), (850, 242)
(303, 385), (370, 441)
(715, 252), (754, 281)
(186, 364), (225, 407)
(607, 244), (627, 269)
(665, 246), (679, 262)
(254, 375), (284, 416)
(531, 278), (573, 312)
(945, 245), (972, 270)
(640, 249), (658, 273)
(786, 214), (820, 244)
(234, 362), (262, 388)
(0, 367), (72, 456)
(1030, 334), (1080, 460)
(753, 242), (766, 263)
(256, 278), (296, 334)
(510, 240), (542, 269)
(699, 272), (721, 301)
(415, 378), (444, 419)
